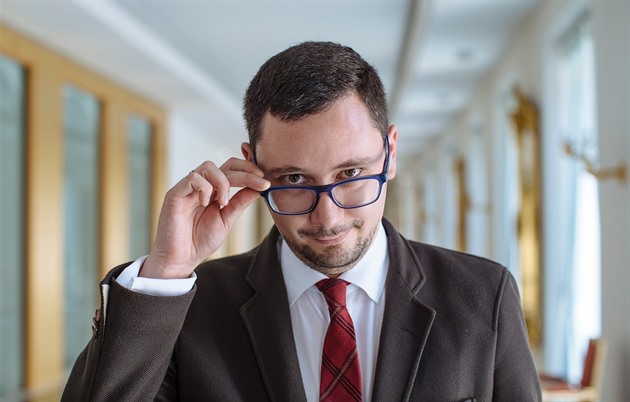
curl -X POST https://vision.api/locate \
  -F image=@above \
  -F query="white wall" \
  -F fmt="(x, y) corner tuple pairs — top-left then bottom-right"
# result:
(167, 111), (244, 187)
(166, 111), (263, 257)
(591, 1), (630, 399)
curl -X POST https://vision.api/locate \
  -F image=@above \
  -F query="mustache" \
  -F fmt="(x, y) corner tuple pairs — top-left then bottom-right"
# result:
(297, 220), (363, 238)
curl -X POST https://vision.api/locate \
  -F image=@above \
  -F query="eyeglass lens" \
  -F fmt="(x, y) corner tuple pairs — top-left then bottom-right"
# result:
(267, 177), (382, 214)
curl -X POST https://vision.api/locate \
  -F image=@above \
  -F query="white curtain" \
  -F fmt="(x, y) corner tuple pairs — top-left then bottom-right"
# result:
(546, 12), (601, 382)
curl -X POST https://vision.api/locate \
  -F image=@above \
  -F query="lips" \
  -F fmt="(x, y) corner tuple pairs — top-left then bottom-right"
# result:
(297, 220), (363, 245)
(312, 230), (349, 245)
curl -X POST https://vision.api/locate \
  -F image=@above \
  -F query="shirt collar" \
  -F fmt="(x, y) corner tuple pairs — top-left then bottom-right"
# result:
(281, 222), (389, 305)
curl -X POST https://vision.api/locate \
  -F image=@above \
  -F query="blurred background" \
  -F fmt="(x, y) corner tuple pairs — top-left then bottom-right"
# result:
(0, 0), (627, 400)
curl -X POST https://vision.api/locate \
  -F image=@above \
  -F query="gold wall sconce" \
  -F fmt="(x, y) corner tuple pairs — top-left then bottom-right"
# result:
(562, 142), (628, 182)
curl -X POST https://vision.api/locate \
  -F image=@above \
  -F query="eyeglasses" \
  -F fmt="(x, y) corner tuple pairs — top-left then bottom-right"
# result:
(258, 136), (390, 215)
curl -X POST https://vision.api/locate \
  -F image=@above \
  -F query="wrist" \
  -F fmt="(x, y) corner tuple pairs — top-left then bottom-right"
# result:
(141, 254), (196, 280)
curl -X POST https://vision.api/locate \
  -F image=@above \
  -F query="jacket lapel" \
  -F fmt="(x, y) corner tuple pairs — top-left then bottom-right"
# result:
(238, 221), (434, 401)
(372, 220), (436, 402)
(239, 227), (307, 402)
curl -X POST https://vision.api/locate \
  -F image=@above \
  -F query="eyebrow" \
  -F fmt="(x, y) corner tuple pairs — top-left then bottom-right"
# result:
(265, 154), (379, 176)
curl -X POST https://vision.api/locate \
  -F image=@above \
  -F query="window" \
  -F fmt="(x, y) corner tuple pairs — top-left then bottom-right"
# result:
(422, 166), (440, 245)
(465, 119), (490, 257)
(63, 86), (101, 367)
(0, 54), (25, 398)
(127, 115), (152, 259)
(0, 24), (167, 394)
(544, 10), (600, 382)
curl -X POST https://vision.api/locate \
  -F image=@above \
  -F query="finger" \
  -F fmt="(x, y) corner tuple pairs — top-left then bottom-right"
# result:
(166, 171), (209, 203)
(223, 170), (270, 192)
(165, 172), (214, 208)
(193, 161), (230, 206)
(166, 166), (222, 209)
(188, 173), (213, 207)
(219, 187), (262, 229)
(221, 157), (266, 178)
(219, 157), (270, 194)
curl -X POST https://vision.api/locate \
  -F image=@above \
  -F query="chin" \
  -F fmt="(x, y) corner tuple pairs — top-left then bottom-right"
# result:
(290, 231), (371, 273)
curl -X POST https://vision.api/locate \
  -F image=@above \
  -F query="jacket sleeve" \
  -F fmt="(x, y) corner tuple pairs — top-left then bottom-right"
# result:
(61, 264), (196, 402)
(492, 270), (542, 401)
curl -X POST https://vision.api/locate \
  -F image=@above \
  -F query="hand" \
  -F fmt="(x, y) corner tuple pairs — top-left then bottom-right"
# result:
(141, 158), (270, 279)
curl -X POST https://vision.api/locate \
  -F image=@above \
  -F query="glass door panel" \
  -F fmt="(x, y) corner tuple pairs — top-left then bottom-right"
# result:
(127, 115), (152, 259)
(62, 85), (100, 367)
(0, 54), (26, 398)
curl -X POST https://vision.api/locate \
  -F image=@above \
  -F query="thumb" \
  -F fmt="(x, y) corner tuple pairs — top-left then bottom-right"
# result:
(219, 188), (263, 229)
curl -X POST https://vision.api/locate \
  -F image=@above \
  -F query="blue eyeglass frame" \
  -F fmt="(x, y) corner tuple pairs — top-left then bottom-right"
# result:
(256, 135), (390, 215)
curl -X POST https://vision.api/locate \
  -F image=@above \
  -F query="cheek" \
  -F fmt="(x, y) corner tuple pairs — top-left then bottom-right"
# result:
(359, 195), (387, 223)
(272, 214), (306, 237)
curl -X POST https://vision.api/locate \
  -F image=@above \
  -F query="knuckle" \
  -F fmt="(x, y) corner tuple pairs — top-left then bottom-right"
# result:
(220, 157), (238, 170)
(201, 160), (217, 169)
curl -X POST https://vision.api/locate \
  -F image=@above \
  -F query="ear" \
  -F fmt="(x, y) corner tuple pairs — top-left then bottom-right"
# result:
(386, 125), (398, 180)
(241, 142), (254, 163)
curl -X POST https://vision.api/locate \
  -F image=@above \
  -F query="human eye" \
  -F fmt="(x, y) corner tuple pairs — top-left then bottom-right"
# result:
(280, 173), (307, 185)
(339, 168), (362, 179)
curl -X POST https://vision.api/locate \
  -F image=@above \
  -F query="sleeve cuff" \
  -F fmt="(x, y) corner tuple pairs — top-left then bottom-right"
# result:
(116, 256), (197, 297)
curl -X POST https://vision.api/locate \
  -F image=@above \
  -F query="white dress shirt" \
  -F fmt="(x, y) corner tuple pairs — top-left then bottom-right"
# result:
(116, 223), (389, 401)
(116, 255), (197, 296)
(281, 223), (388, 401)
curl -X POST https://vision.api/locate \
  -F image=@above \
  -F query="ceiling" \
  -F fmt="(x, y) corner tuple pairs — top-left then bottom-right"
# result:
(0, 0), (539, 158)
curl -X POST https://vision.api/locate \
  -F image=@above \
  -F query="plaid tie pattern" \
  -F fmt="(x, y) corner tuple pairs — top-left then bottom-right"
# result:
(317, 279), (363, 402)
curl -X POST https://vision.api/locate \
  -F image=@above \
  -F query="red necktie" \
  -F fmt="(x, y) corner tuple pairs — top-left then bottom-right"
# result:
(317, 279), (363, 402)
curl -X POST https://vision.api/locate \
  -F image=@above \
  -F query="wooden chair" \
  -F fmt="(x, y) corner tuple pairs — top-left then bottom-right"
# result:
(540, 338), (607, 401)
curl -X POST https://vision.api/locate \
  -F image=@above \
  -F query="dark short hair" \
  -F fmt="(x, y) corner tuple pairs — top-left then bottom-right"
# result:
(243, 41), (388, 153)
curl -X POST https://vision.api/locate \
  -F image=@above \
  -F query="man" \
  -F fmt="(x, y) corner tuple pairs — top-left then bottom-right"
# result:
(62, 42), (541, 401)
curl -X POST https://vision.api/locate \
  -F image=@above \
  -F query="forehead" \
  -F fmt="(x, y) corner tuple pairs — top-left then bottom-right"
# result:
(255, 93), (383, 170)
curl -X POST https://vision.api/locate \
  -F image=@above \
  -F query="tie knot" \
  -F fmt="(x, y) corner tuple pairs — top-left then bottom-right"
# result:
(316, 279), (348, 308)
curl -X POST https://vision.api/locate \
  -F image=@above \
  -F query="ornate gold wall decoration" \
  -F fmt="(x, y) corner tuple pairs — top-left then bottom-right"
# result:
(455, 157), (470, 252)
(509, 86), (542, 346)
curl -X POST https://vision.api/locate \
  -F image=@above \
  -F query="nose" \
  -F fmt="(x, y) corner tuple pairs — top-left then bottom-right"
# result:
(309, 191), (342, 226)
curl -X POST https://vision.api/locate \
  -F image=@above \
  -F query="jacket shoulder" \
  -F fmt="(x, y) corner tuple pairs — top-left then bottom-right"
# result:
(408, 240), (507, 277)
(405, 240), (513, 329)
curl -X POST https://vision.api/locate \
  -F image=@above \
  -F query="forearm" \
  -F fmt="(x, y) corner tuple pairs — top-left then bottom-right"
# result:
(61, 266), (196, 401)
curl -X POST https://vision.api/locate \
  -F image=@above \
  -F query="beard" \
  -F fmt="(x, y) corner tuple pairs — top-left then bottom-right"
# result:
(284, 220), (376, 276)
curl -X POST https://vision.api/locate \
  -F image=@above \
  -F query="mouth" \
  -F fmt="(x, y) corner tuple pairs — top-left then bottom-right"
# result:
(312, 231), (349, 245)
(297, 220), (363, 246)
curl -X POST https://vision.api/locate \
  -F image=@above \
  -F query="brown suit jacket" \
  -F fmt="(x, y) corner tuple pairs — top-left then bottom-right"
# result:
(62, 219), (541, 401)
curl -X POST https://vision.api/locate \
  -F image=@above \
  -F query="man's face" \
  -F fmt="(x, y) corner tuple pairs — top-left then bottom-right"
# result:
(246, 92), (398, 277)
